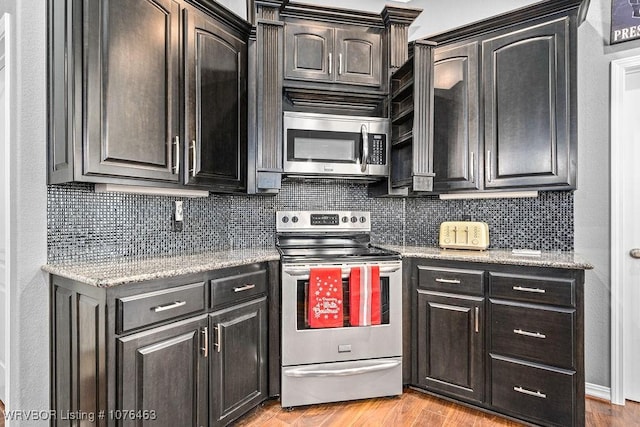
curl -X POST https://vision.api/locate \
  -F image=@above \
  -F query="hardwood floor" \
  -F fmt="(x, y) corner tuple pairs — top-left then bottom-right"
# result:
(234, 389), (640, 426)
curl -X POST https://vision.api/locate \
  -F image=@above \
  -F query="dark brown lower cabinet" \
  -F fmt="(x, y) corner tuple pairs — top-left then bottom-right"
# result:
(411, 259), (585, 427)
(117, 316), (208, 427)
(210, 297), (268, 427)
(50, 262), (273, 427)
(416, 290), (484, 403)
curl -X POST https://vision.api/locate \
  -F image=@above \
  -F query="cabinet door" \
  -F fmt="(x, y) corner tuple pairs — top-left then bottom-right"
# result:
(433, 42), (481, 192)
(184, 7), (248, 191)
(335, 29), (382, 86)
(117, 316), (208, 427)
(416, 290), (484, 403)
(284, 22), (334, 82)
(83, 0), (180, 182)
(209, 297), (268, 427)
(483, 18), (572, 189)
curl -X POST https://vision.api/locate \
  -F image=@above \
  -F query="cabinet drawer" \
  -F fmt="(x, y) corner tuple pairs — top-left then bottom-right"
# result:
(211, 269), (267, 309)
(117, 282), (206, 333)
(491, 356), (575, 427)
(418, 266), (484, 295)
(489, 272), (574, 307)
(490, 301), (575, 369)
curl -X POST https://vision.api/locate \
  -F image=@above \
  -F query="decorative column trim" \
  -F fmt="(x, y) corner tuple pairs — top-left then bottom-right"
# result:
(382, 6), (421, 69)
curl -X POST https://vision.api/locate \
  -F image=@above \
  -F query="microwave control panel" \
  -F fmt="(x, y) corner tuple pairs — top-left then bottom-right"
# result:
(369, 135), (386, 165)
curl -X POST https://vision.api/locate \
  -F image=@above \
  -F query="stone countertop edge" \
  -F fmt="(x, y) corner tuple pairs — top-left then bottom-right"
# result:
(380, 245), (594, 270)
(42, 246), (593, 288)
(42, 249), (281, 288)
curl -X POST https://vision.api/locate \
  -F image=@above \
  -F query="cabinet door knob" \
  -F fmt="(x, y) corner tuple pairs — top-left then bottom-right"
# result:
(630, 249), (640, 259)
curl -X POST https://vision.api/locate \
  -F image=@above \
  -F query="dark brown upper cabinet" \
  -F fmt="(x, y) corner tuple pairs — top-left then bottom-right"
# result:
(433, 42), (481, 192)
(426, 0), (588, 193)
(284, 22), (334, 83)
(49, 0), (181, 185)
(284, 22), (382, 88)
(277, 4), (420, 117)
(183, 5), (248, 192)
(48, 0), (251, 193)
(483, 19), (572, 190)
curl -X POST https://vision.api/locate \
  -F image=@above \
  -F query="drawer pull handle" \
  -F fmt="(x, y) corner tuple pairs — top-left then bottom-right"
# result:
(152, 301), (186, 313)
(513, 286), (546, 294)
(435, 278), (461, 284)
(513, 386), (547, 399)
(233, 284), (256, 293)
(513, 328), (546, 339)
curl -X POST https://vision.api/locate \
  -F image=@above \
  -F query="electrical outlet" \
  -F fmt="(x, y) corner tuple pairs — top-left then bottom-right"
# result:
(175, 201), (183, 221)
(173, 201), (184, 232)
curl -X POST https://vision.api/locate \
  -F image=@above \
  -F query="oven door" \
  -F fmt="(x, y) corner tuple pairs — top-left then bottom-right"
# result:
(280, 260), (402, 366)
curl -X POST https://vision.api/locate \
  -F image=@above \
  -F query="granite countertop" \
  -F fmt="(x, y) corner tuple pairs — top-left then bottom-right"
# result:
(43, 245), (593, 288)
(42, 248), (280, 288)
(381, 245), (593, 270)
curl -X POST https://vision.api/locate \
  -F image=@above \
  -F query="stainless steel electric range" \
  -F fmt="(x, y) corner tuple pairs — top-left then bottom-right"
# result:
(276, 210), (403, 408)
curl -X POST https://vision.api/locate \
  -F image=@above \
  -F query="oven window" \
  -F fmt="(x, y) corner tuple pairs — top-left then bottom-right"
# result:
(296, 277), (390, 330)
(287, 129), (360, 163)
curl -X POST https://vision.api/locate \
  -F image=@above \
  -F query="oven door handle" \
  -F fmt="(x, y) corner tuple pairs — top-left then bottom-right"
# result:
(283, 265), (401, 278)
(284, 359), (401, 378)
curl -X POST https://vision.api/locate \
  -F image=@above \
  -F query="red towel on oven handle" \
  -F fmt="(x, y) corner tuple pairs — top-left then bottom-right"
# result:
(349, 265), (381, 326)
(308, 268), (344, 328)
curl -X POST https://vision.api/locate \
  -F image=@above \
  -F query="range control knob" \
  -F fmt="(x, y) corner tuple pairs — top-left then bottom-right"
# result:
(282, 216), (289, 223)
(291, 216), (299, 223)
(350, 216), (357, 223)
(342, 216), (349, 223)
(360, 216), (367, 223)
(472, 239), (479, 245)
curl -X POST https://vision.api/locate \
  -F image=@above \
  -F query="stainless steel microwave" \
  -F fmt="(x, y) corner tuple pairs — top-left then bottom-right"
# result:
(283, 111), (389, 179)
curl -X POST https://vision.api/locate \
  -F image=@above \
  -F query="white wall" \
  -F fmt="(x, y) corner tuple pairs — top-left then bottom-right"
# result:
(0, 16), (7, 403)
(216, 0), (247, 20)
(575, 0), (640, 388)
(0, 0), (49, 422)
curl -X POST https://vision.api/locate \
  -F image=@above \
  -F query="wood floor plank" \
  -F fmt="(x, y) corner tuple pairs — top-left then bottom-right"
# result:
(381, 391), (425, 426)
(347, 397), (401, 427)
(412, 407), (447, 427)
(236, 391), (640, 427)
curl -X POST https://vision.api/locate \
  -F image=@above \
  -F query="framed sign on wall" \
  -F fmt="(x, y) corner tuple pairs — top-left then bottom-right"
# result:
(612, 0), (640, 44)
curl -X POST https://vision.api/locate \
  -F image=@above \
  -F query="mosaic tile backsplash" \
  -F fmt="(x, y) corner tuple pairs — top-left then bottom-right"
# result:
(47, 181), (573, 263)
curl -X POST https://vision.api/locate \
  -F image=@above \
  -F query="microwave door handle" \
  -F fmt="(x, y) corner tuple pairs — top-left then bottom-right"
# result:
(360, 124), (368, 173)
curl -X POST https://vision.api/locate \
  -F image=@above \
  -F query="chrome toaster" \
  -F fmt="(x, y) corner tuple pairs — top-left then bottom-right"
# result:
(439, 221), (489, 250)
